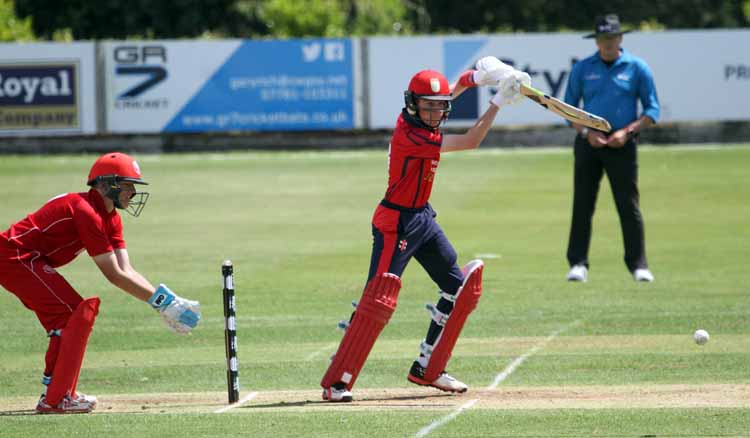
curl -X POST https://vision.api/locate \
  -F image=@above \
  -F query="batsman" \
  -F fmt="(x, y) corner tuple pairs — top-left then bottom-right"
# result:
(321, 57), (530, 402)
(0, 152), (201, 414)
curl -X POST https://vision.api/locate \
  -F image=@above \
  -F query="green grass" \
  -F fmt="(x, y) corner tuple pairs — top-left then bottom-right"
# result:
(1, 145), (749, 437)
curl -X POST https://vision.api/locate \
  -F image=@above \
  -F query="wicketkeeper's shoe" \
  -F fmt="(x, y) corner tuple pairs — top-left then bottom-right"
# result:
(407, 361), (468, 393)
(35, 394), (95, 414)
(633, 268), (654, 282)
(566, 264), (588, 282)
(73, 391), (98, 408)
(322, 382), (353, 402)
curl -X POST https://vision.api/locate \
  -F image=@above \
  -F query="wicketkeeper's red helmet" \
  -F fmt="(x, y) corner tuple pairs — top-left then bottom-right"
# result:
(87, 152), (149, 217)
(87, 152), (148, 186)
(404, 70), (452, 128)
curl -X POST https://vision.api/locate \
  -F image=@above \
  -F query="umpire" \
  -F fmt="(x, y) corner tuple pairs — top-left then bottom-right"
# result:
(563, 14), (660, 283)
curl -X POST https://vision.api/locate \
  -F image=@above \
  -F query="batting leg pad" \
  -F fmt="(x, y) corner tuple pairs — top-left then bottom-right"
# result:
(45, 297), (100, 405)
(321, 273), (401, 391)
(423, 260), (483, 382)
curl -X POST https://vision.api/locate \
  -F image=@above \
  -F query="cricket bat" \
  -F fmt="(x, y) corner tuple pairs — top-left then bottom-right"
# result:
(520, 84), (612, 132)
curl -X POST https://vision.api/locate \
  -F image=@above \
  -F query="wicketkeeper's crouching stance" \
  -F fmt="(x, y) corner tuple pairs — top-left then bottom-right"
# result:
(321, 57), (530, 402)
(0, 152), (201, 414)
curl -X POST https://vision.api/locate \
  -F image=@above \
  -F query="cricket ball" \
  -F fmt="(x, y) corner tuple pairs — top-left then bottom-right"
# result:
(693, 329), (710, 345)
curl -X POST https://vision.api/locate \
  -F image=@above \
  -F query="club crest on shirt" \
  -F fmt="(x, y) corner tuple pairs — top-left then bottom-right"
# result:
(425, 159), (439, 182)
(616, 73), (630, 81)
(398, 239), (408, 252)
(43, 264), (57, 274)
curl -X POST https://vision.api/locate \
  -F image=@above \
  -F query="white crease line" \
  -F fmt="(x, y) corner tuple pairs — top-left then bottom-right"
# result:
(415, 398), (479, 438)
(213, 391), (258, 413)
(305, 343), (336, 361)
(415, 320), (581, 438)
(488, 321), (580, 390)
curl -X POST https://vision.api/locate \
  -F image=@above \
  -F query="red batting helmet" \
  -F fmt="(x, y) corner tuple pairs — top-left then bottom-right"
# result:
(404, 70), (452, 128)
(87, 152), (148, 186)
(87, 152), (150, 217)
(407, 70), (451, 99)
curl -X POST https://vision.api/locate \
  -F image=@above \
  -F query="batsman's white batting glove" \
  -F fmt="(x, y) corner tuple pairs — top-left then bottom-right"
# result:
(148, 284), (201, 335)
(490, 70), (531, 107)
(473, 56), (515, 86)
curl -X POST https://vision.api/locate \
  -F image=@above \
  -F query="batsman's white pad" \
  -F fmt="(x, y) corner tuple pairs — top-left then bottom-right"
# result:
(423, 260), (483, 382)
(321, 273), (401, 390)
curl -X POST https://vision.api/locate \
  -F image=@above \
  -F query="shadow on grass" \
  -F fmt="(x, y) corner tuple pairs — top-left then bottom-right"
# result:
(244, 392), (456, 410)
(0, 409), (37, 416)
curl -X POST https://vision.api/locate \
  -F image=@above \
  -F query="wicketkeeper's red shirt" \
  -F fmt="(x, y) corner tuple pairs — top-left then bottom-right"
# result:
(1, 189), (125, 267)
(383, 111), (443, 209)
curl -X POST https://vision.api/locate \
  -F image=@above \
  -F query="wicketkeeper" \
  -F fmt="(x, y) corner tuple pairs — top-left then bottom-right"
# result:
(321, 57), (530, 402)
(0, 152), (201, 414)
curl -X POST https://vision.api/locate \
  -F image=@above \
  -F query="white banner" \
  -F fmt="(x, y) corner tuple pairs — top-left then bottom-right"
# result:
(102, 39), (360, 133)
(0, 42), (96, 136)
(368, 30), (750, 128)
(102, 40), (242, 133)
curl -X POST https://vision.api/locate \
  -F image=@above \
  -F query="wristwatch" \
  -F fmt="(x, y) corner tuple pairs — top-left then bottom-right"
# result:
(580, 127), (589, 137)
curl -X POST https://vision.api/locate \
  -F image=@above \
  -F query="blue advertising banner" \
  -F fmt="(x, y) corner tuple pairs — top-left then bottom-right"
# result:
(164, 39), (355, 132)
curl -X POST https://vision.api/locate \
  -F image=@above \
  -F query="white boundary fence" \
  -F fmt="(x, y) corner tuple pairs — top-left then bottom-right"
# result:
(0, 30), (747, 137)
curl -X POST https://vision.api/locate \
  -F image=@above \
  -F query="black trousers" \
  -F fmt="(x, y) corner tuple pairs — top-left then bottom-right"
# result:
(566, 134), (648, 272)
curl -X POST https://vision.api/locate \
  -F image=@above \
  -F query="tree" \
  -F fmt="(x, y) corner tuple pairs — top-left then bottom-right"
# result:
(12, 0), (408, 40)
(417, 0), (749, 33)
(12, 0), (750, 40)
(238, 0), (410, 37)
(14, 0), (254, 39)
(0, 0), (34, 41)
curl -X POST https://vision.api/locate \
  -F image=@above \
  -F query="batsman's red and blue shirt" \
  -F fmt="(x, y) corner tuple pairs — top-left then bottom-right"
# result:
(369, 110), (459, 281)
(1, 189), (125, 267)
(382, 111), (443, 209)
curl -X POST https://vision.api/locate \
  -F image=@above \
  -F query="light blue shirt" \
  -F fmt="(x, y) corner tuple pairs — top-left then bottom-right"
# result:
(564, 48), (660, 131)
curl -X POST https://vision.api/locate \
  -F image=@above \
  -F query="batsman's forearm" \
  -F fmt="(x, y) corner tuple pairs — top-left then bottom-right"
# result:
(463, 104), (499, 149)
(450, 82), (468, 99)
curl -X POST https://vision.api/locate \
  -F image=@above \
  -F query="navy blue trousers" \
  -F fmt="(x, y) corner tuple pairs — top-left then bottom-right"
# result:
(368, 202), (464, 295)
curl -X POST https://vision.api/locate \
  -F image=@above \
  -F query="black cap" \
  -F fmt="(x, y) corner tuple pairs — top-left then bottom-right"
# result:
(584, 14), (631, 39)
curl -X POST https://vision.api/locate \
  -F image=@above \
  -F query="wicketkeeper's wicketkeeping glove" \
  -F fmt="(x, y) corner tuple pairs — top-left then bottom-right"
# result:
(148, 284), (201, 335)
